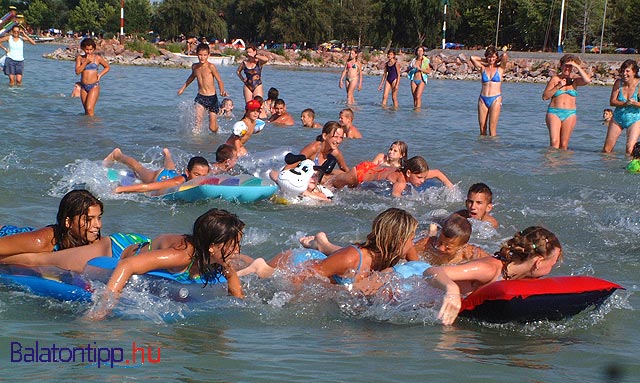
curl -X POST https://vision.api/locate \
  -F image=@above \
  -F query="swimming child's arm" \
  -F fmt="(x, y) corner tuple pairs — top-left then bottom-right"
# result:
(177, 67), (197, 95)
(427, 169), (454, 188)
(1, 236), (113, 272)
(0, 227), (55, 257)
(114, 176), (186, 194)
(311, 246), (360, 280)
(208, 62), (227, 96)
(371, 152), (386, 165)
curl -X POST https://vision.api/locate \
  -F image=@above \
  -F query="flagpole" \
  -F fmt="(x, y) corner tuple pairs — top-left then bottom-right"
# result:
(557, 0), (565, 52)
(599, 0), (608, 54)
(495, 0), (502, 47)
(442, 0), (448, 49)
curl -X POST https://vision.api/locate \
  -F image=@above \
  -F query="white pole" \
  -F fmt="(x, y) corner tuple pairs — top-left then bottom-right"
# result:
(599, 0), (607, 54)
(120, 0), (124, 44)
(495, 0), (502, 47)
(557, 0), (565, 52)
(442, 1), (447, 49)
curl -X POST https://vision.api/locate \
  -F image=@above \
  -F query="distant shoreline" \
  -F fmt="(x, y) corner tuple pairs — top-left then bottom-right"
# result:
(42, 40), (640, 85)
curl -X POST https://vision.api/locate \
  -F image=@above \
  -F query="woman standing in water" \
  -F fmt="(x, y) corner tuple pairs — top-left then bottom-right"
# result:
(407, 46), (430, 109)
(236, 45), (269, 103)
(541, 54), (591, 150)
(470, 47), (508, 136)
(75, 38), (110, 116)
(339, 47), (362, 105)
(602, 59), (640, 154)
(0, 25), (35, 86)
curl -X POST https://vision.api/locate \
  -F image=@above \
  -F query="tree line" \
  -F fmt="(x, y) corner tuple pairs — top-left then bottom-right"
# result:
(4, 0), (639, 52)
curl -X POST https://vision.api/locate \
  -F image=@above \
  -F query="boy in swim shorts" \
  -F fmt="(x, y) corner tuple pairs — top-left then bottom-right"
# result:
(178, 43), (227, 134)
(455, 183), (499, 228)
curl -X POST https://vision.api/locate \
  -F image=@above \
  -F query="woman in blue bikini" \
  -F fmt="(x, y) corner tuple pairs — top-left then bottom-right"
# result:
(75, 38), (110, 116)
(407, 46), (431, 109)
(470, 47), (508, 136)
(542, 54), (591, 150)
(602, 59), (640, 154)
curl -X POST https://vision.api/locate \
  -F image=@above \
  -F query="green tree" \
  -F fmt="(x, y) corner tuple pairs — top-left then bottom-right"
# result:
(154, 0), (227, 40)
(609, 0), (640, 49)
(103, 0), (152, 35)
(25, 0), (49, 33)
(68, 0), (115, 34)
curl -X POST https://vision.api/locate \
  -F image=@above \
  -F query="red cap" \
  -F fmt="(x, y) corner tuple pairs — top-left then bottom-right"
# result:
(245, 100), (262, 111)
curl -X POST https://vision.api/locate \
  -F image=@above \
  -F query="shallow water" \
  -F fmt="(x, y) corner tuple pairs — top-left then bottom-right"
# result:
(0, 45), (637, 382)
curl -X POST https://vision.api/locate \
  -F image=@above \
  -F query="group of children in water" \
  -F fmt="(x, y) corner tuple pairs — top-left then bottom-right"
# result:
(0, 178), (562, 325)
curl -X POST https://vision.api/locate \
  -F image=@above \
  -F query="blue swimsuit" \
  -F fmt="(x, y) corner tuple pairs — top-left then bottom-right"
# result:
(479, 69), (502, 107)
(613, 82), (640, 129)
(80, 62), (99, 92)
(547, 88), (578, 121)
(289, 246), (363, 286)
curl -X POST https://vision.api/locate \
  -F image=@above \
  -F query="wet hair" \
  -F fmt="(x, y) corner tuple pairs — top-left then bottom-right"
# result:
(215, 144), (236, 163)
(619, 59), (639, 77)
(53, 189), (103, 250)
(274, 98), (286, 107)
(196, 43), (210, 53)
(632, 142), (640, 159)
(484, 46), (498, 58)
(390, 141), (408, 162)
(400, 156), (429, 175)
(188, 209), (245, 286)
(494, 226), (562, 275)
(253, 95), (264, 103)
(221, 98), (233, 107)
(267, 87), (279, 101)
(468, 183), (493, 203)
(559, 54), (581, 67)
(339, 108), (354, 121)
(440, 214), (471, 244)
(316, 121), (343, 142)
(80, 38), (96, 49)
(359, 208), (418, 271)
(301, 108), (315, 117)
(187, 156), (210, 172)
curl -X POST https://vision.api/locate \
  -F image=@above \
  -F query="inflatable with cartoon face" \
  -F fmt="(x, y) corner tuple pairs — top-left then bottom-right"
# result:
(276, 159), (315, 196)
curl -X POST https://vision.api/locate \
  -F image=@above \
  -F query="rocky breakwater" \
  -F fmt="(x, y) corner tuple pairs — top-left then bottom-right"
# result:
(43, 39), (192, 68)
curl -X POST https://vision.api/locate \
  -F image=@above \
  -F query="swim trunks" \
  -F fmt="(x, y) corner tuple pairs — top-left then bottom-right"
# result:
(0, 225), (34, 237)
(194, 93), (219, 113)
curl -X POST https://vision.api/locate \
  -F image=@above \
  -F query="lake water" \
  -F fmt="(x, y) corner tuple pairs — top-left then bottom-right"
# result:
(0, 44), (637, 382)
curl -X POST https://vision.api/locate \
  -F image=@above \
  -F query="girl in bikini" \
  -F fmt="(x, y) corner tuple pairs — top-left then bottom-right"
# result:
(407, 46), (431, 109)
(339, 48), (362, 105)
(378, 50), (402, 108)
(470, 47), (508, 136)
(371, 141), (408, 168)
(328, 155), (454, 198)
(75, 38), (110, 116)
(542, 54), (591, 150)
(237, 208), (418, 293)
(236, 45), (269, 103)
(602, 59), (640, 154)
(425, 226), (562, 325)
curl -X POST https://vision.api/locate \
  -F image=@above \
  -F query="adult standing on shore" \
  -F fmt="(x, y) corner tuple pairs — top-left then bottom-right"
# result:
(0, 25), (35, 86)
(541, 54), (591, 150)
(75, 38), (110, 116)
(407, 46), (430, 109)
(602, 59), (640, 155)
(470, 47), (508, 136)
(236, 45), (269, 103)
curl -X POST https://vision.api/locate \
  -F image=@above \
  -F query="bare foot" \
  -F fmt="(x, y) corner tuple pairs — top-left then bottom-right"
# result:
(300, 235), (319, 249)
(102, 148), (122, 167)
(300, 231), (331, 252)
